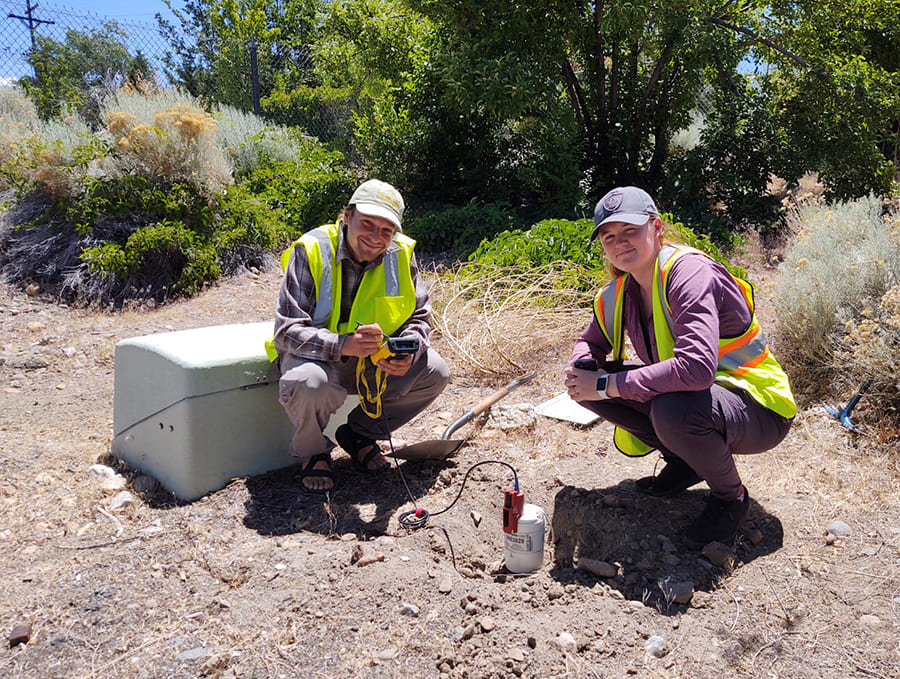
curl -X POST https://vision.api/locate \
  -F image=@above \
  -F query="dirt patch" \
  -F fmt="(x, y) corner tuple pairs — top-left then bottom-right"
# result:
(1, 246), (899, 678)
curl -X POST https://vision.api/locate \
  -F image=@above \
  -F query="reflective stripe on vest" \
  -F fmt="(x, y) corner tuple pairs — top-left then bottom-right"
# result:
(593, 244), (797, 456)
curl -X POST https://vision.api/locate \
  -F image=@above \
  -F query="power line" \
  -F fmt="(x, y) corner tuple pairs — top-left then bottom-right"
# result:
(8, 0), (54, 80)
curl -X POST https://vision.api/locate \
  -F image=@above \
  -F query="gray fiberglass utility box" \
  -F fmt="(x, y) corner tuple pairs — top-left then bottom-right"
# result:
(112, 322), (355, 501)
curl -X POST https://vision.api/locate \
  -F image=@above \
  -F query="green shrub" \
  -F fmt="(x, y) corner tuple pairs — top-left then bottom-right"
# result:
(467, 212), (744, 293)
(260, 84), (355, 149)
(0, 87), (355, 307)
(405, 201), (522, 256)
(775, 196), (900, 422)
(237, 159), (353, 238)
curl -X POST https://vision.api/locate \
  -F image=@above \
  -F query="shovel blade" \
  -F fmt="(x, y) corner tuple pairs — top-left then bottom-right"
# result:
(386, 439), (464, 461)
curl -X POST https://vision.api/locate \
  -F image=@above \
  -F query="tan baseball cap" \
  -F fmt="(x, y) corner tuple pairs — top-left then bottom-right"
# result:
(349, 179), (405, 231)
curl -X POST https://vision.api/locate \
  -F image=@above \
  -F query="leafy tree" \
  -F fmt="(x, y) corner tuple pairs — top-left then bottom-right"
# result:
(158, 0), (320, 114)
(313, 0), (583, 214)
(749, 0), (900, 198)
(405, 0), (755, 203)
(21, 21), (153, 121)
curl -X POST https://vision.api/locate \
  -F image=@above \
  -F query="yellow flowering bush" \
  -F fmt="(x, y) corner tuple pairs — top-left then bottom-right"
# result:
(103, 101), (232, 197)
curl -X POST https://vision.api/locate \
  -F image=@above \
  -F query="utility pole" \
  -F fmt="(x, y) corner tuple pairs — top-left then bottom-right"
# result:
(8, 1), (55, 82)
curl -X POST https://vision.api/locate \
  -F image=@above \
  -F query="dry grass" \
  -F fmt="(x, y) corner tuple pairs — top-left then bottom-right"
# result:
(429, 261), (594, 376)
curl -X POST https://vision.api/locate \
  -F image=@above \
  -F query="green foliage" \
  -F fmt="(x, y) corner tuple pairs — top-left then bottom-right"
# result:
(159, 0), (320, 116)
(404, 0), (749, 202)
(404, 202), (522, 256)
(314, 0), (583, 213)
(0, 89), (350, 307)
(261, 83), (355, 148)
(664, 77), (785, 239)
(21, 21), (153, 122)
(468, 213), (744, 282)
(757, 0), (900, 199)
(775, 195), (900, 431)
(236, 158), (353, 237)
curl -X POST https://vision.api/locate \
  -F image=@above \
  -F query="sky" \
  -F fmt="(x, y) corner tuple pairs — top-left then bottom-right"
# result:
(0, 0), (179, 83)
(53, 0), (175, 23)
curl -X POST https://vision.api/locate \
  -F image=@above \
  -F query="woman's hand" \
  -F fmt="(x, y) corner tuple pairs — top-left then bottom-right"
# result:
(565, 365), (611, 402)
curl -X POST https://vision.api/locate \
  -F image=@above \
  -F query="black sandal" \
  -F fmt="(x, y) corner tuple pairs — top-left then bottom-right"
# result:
(335, 425), (388, 473)
(299, 452), (334, 493)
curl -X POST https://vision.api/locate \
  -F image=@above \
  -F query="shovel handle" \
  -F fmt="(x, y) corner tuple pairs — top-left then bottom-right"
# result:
(471, 371), (536, 415)
(442, 371), (536, 439)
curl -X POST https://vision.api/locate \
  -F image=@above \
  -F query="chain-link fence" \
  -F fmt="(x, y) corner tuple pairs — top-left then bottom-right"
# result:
(1, 0), (169, 85)
(1, 0), (339, 141)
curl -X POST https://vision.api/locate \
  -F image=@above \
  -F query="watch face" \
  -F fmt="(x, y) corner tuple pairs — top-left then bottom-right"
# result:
(596, 375), (608, 392)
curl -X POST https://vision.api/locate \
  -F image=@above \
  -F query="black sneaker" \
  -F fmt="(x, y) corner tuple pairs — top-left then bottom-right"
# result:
(683, 488), (750, 550)
(635, 457), (703, 498)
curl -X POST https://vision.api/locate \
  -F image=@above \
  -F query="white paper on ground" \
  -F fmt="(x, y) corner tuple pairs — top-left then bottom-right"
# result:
(534, 392), (601, 425)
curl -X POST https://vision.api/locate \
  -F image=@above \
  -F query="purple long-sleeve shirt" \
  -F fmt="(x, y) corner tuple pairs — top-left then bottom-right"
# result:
(571, 251), (753, 402)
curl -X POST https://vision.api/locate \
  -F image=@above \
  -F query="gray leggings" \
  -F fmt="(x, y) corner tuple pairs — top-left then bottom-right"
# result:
(581, 365), (793, 500)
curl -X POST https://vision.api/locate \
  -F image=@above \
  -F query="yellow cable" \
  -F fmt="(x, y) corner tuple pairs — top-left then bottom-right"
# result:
(356, 356), (388, 419)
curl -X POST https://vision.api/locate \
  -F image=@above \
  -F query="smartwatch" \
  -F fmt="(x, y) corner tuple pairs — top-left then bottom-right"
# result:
(596, 374), (610, 400)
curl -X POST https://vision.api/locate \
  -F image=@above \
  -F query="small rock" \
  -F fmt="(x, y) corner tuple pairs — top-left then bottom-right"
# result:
(340, 532), (356, 541)
(644, 635), (666, 657)
(464, 603), (478, 615)
(438, 577), (454, 594)
(859, 614), (881, 627)
(177, 647), (208, 661)
(460, 624), (476, 641)
(400, 602), (420, 617)
(602, 494), (623, 508)
(825, 520), (852, 537)
(547, 583), (565, 600)
(88, 464), (116, 479)
(702, 541), (735, 568)
(109, 490), (136, 511)
(8, 623), (32, 647)
(527, 636), (537, 649)
(507, 647), (526, 662)
(479, 616), (496, 632)
(376, 647), (397, 660)
(25, 284), (40, 297)
(132, 475), (157, 494)
(101, 475), (127, 491)
(484, 403), (536, 431)
(470, 510), (482, 528)
(350, 544), (363, 565)
(356, 552), (384, 567)
(576, 557), (617, 579)
(554, 632), (577, 653)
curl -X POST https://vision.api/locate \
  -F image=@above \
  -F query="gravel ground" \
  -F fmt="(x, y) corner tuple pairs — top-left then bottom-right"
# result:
(1, 249), (899, 679)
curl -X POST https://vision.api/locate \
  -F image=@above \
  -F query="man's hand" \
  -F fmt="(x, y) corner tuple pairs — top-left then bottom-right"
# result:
(564, 364), (612, 401)
(342, 323), (384, 358)
(377, 353), (414, 376)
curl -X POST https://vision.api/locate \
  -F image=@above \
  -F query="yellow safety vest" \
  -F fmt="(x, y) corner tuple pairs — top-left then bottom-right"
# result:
(593, 244), (797, 456)
(264, 219), (417, 361)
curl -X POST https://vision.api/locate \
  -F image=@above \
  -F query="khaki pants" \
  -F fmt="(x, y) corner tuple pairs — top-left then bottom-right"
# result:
(278, 350), (450, 462)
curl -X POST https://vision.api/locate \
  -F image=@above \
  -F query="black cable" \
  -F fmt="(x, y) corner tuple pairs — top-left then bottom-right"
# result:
(375, 377), (519, 530)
